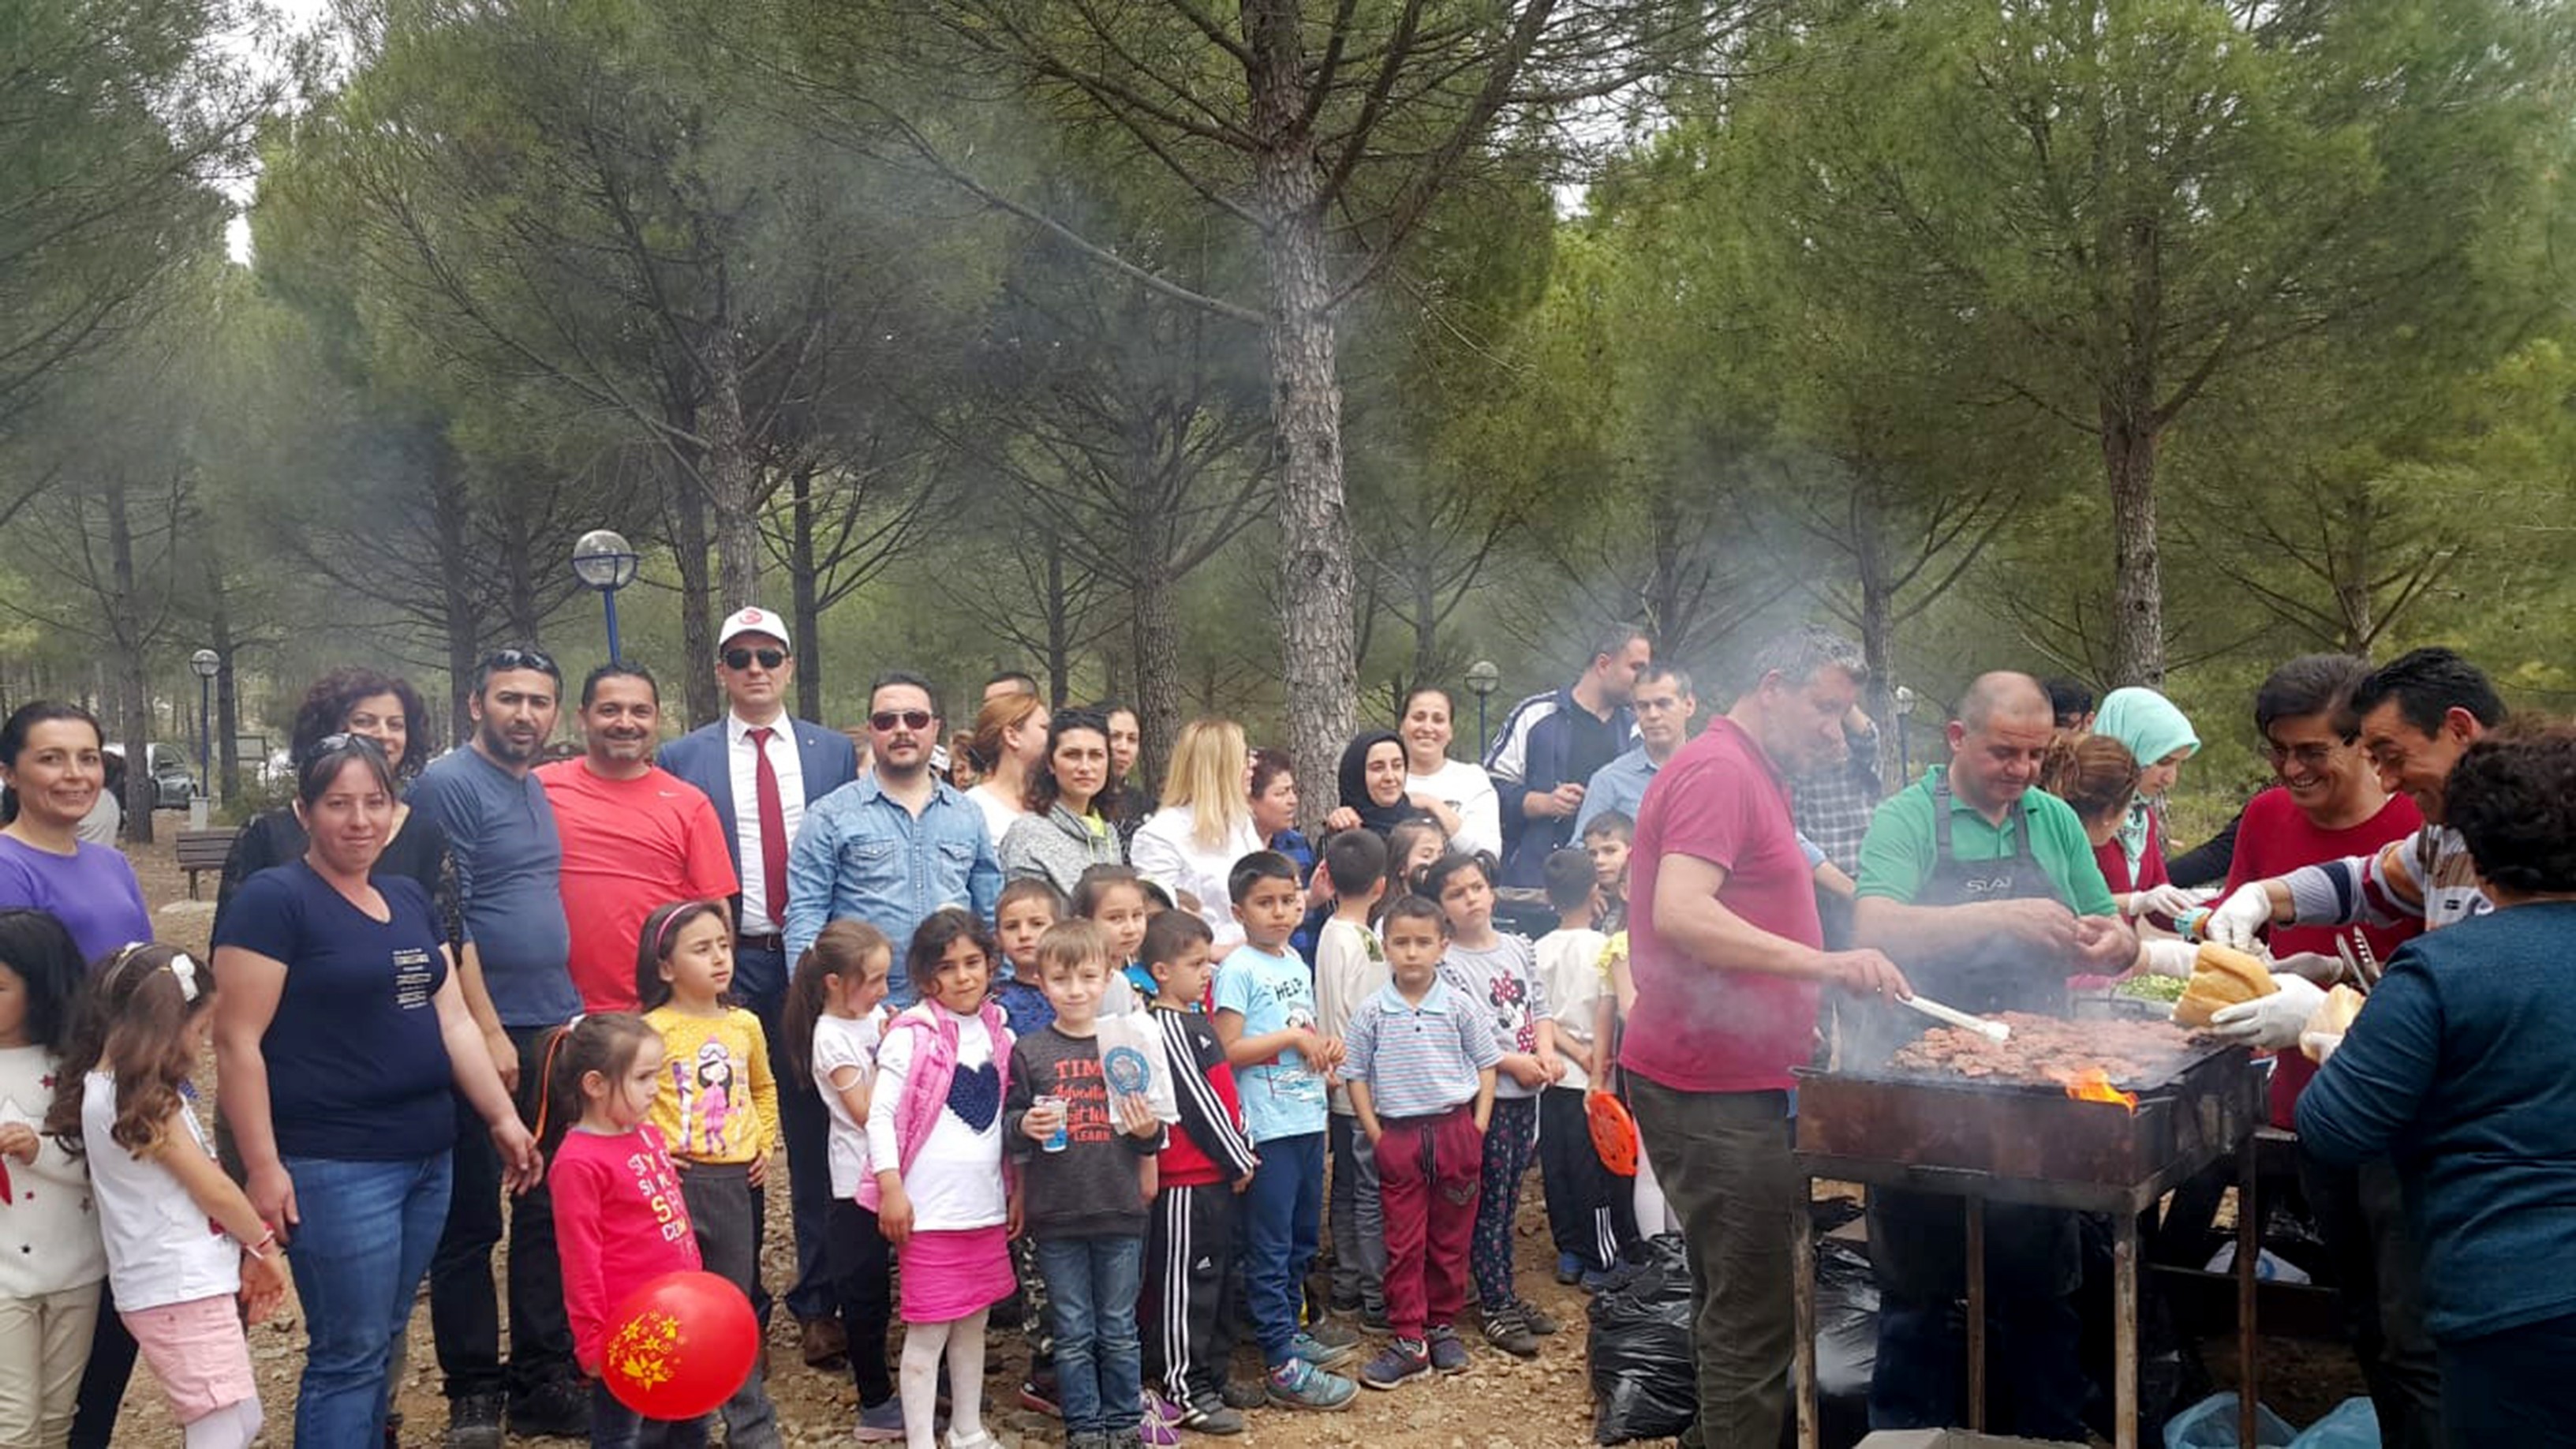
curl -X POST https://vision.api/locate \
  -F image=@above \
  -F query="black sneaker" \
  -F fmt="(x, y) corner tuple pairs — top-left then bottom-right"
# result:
(1515, 1297), (1562, 1336)
(1359, 1300), (1391, 1333)
(1182, 1396), (1248, 1436)
(1219, 1379), (1268, 1411)
(1426, 1324), (1471, 1375)
(506, 1378), (590, 1440)
(445, 1392), (504, 1449)
(1359, 1339), (1433, 1391)
(1480, 1304), (1539, 1359)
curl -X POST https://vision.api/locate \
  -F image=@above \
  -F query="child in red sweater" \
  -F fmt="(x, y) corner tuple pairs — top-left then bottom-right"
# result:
(545, 1013), (706, 1448)
(1139, 911), (1262, 1432)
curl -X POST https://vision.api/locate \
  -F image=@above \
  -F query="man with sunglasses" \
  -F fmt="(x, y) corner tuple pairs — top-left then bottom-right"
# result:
(411, 646), (589, 1443)
(658, 606), (860, 1370)
(787, 670), (1001, 1003)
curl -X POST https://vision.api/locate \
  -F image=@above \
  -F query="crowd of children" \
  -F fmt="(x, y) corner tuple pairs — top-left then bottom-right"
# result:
(0, 803), (1657, 1447)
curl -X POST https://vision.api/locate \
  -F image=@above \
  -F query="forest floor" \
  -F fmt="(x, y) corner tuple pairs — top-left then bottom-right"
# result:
(114, 830), (2357, 1447)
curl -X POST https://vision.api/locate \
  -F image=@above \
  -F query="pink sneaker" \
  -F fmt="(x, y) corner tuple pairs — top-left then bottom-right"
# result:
(1138, 1411), (1183, 1448)
(1144, 1391), (1186, 1427)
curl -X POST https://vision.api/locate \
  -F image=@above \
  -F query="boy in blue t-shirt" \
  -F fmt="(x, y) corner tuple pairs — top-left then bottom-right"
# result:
(1212, 851), (1359, 1411)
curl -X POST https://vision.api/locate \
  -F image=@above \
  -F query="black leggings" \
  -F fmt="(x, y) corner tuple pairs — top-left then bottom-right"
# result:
(826, 1199), (896, 1408)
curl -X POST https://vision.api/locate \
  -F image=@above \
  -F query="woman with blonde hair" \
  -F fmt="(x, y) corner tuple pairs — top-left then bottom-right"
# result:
(963, 692), (1049, 850)
(1129, 718), (1262, 953)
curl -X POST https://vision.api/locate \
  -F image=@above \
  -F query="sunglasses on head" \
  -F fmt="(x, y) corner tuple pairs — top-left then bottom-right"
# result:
(482, 647), (559, 678)
(869, 710), (933, 732)
(723, 647), (787, 671)
(315, 732), (386, 755)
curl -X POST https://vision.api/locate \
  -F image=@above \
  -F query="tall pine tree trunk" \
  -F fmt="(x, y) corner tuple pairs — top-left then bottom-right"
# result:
(2102, 400), (2165, 688)
(789, 465), (824, 723)
(1128, 528), (1183, 798)
(669, 452), (720, 726)
(103, 481), (155, 844)
(428, 440), (481, 747)
(705, 327), (764, 611)
(1247, 0), (1355, 835)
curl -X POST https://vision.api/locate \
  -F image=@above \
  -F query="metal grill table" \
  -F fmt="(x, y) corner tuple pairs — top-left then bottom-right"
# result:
(1790, 1043), (2268, 1449)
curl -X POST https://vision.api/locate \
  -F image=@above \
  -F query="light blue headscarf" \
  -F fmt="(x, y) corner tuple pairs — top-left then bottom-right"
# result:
(2092, 687), (2200, 871)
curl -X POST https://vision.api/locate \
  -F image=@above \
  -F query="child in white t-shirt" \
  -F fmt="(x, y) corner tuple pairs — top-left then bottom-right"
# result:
(1531, 849), (1639, 1291)
(65, 945), (286, 1449)
(787, 920), (900, 1442)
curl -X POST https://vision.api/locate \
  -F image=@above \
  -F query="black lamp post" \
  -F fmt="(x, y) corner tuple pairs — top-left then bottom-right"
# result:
(572, 529), (641, 661)
(189, 648), (219, 799)
(1465, 659), (1501, 758)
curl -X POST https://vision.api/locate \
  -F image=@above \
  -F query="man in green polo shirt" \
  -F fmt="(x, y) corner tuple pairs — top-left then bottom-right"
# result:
(1852, 671), (2135, 1439)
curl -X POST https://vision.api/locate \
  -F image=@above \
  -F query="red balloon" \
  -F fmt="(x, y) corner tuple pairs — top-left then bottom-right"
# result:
(601, 1270), (759, 1421)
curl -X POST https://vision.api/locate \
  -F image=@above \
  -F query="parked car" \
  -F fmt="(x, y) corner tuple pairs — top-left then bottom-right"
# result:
(105, 744), (199, 811)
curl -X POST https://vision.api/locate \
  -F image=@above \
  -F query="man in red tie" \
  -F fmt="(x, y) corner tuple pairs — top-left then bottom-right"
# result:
(655, 606), (861, 1368)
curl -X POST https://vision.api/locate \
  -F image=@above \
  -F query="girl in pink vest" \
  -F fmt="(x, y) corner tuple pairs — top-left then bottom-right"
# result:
(864, 908), (1015, 1449)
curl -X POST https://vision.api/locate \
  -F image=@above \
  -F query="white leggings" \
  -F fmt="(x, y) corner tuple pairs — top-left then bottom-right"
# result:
(899, 1307), (989, 1449)
(1634, 1136), (1682, 1237)
(181, 1397), (263, 1449)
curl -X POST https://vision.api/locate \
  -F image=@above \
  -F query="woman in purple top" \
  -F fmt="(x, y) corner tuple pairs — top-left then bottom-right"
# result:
(0, 702), (151, 964)
(0, 702), (155, 1448)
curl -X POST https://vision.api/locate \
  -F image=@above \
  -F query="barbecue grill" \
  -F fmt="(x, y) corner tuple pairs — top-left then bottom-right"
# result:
(1790, 1030), (2268, 1449)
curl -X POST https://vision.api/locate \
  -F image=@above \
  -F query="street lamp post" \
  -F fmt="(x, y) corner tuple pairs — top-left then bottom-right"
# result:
(1893, 684), (1916, 784)
(189, 648), (219, 826)
(1465, 659), (1501, 758)
(571, 529), (641, 662)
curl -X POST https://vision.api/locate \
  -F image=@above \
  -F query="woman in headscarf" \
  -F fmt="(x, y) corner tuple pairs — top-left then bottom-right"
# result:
(2091, 686), (2201, 919)
(1322, 728), (1427, 837)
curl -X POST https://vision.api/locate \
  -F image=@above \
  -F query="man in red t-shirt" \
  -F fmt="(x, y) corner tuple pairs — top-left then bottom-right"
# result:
(1621, 625), (1908, 1449)
(2227, 654), (2432, 1449)
(539, 665), (738, 1012)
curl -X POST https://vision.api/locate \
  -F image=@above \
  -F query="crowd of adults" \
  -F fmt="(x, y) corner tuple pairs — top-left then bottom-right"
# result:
(1, 604), (2569, 1448)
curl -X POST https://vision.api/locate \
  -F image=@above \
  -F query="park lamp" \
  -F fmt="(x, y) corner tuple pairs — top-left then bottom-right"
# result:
(572, 528), (640, 661)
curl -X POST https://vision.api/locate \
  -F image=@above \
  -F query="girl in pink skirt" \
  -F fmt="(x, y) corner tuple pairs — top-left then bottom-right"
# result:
(54, 945), (288, 1448)
(865, 908), (1015, 1449)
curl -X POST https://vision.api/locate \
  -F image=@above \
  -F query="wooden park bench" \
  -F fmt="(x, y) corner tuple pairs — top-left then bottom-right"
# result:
(176, 827), (240, 900)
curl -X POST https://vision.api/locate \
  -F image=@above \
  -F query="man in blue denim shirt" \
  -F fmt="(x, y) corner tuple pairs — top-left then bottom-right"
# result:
(786, 669), (1001, 1001)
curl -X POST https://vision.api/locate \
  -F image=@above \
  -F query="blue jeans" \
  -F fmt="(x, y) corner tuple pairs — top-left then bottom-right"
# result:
(282, 1152), (452, 1448)
(1242, 1132), (1325, 1365)
(1036, 1236), (1145, 1436)
(588, 1380), (708, 1448)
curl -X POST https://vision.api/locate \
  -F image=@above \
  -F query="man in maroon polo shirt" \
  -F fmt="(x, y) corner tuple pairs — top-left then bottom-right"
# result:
(1622, 626), (1910, 1449)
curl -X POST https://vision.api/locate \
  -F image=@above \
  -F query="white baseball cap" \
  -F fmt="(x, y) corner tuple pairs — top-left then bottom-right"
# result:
(717, 606), (791, 651)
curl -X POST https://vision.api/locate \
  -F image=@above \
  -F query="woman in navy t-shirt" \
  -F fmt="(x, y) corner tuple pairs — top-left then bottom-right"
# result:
(212, 736), (540, 1448)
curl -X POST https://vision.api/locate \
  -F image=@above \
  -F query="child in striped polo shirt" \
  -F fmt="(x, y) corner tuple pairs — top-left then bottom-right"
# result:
(1342, 893), (1502, 1389)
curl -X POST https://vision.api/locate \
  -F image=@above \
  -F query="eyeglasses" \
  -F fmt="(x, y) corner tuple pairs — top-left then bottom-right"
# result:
(482, 647), (559, 678)
(2264, 741), (2340, 770)
(723, 647), (787, 671)
(869, 710), (933, 732)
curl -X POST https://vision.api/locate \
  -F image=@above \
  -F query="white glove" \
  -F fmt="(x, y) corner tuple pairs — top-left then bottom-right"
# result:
(2205, 883), (2279, 953)
(2127, 884), (2210, 920)
(2207, 972), (2327, 1050)
(2139, 938), (2197, 979)
(2300, 1032), (2343, 1065)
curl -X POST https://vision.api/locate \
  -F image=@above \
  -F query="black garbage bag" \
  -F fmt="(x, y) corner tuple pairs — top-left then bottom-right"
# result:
(1811, 1234), (1879, 1449)
(1591, 1234), (1698, 1444)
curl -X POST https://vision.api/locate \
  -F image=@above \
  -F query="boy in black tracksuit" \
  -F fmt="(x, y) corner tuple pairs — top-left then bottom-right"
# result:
(1139, 912), (1262, 1434)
